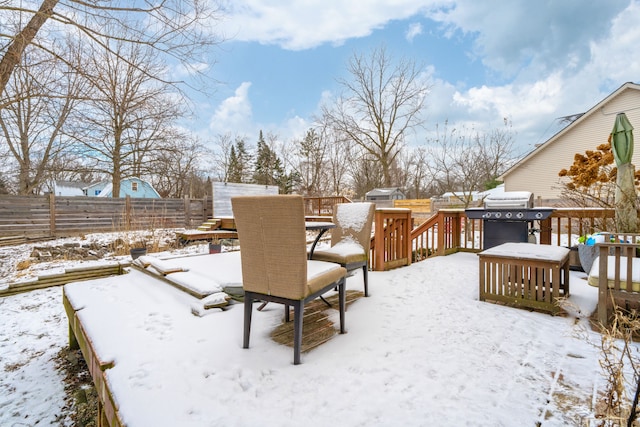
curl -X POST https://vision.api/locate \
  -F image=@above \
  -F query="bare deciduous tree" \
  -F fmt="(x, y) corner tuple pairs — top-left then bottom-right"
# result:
(348, 145), (385, 199)
(287, 128), (328, 196)
(397, 146), (431, 199)
(0, 42), (84, 194)
(311, 116), (353, 197)
(322, 45), (429, 187)
(72, 34), (185, 197)
(210, 133), (235, 182)
(425, 121), (516, 207)
(0, 0), (221, 107)
(149, 136), (211, 198)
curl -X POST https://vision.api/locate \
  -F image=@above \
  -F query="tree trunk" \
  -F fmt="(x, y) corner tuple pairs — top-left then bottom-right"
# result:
(615, 162), (638, 233)
(0, 0), (58, 97)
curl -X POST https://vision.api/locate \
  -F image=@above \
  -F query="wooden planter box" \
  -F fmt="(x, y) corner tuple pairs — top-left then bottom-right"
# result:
(478, 243), (570, 314)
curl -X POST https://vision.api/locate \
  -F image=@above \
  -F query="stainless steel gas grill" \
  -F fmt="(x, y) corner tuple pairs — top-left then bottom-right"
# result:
(465, 191), (554, 249)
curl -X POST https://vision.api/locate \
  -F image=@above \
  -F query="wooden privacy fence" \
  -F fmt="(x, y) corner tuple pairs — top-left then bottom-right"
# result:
(0, 194), (208, 239)
(393, 199), (431, 214)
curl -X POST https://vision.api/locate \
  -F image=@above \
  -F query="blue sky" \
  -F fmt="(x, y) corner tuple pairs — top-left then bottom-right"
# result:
(187, 0), (639, 157)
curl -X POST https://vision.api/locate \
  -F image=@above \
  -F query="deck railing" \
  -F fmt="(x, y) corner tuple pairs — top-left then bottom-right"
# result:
(370, 208), (412, 271)
(370, 206), (624, 271)
(538, 207), (615, 246)
(303, 196), (351, 217)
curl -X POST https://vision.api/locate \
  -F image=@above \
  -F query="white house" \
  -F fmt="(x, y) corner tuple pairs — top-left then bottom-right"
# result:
(52, 180), (88, 196)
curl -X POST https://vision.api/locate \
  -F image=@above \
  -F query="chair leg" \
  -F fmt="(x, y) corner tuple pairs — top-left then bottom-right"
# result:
(284, 304), (290, 322)
(362, 265), (369, 297)
(243, 294), (253, 349)
(338, 278), (346, 334)
(293, 301), (304, 365)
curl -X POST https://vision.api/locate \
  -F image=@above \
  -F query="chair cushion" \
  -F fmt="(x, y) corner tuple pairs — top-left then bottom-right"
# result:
(306, 261), (347, 295)
(587, 255), (640, 292)
(311, 239), (366, 265)
(133, 256), (187, 275)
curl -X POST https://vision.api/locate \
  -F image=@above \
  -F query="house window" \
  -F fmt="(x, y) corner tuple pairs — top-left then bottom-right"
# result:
(131, 182), (138, 191)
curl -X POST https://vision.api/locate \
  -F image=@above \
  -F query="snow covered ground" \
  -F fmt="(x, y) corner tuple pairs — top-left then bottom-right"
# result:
(1, 230), (634, 426)
(0, 232), (211, 426)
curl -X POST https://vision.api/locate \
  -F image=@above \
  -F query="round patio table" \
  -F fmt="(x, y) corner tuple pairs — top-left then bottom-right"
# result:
(305, 221), (335, 259)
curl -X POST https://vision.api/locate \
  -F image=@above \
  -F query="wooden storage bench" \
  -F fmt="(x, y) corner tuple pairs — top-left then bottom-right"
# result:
(478, 243), (570, 314)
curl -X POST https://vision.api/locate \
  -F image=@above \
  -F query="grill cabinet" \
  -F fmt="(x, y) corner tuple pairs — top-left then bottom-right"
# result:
(465, 192), (554, 249)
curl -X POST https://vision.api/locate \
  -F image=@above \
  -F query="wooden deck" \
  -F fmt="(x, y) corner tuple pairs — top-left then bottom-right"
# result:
(63, 266), (364, 426)
(177, 215), (333, 244)
(1, 262), (127, 297)
(177, 229), (238, 242)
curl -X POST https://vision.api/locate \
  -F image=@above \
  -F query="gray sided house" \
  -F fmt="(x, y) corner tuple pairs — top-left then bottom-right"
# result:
(85, 178), (161, 198)
(501, 82), (640, 202)
(365, 187), (405, 201)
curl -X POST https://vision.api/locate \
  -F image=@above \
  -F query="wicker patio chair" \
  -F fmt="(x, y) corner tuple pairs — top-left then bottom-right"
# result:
(231, 195), (347, 365)
(309, 202), (375, 297)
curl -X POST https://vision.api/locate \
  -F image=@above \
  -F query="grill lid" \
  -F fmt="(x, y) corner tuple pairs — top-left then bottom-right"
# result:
(484, 191), (533, 209)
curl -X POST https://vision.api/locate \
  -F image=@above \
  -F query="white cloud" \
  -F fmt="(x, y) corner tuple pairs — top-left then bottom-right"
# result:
(207, 82), (312, 147)
(430, 0), (629, 79)
(405, 22), (423, 42)
(208, 82), (253, 135)
(587, 0), (640, 85)
(283, 116), (311, 141)
(217, 0), (441, 50)
(423, 0), (640, 155)
(171, 61), (210, 80)
(207, 1), (640, 158)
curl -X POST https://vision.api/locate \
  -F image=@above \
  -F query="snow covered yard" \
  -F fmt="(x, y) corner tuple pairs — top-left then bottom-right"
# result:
(0, 240), (628, 426)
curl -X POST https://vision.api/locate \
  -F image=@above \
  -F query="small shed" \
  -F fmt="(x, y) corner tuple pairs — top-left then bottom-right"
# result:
(365, 187), (405, 201)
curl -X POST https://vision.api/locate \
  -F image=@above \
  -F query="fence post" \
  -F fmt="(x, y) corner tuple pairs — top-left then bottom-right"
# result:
(374, 209), (385, 271)
(540, 218), (552, 245)
(452, 212), (462, 249)
(437, 211), (446, 255)
(183, 197), (191, 228)
(404, 209), (412, 266)
(48, 193), (56, 237)
(125, 196), (131, 230)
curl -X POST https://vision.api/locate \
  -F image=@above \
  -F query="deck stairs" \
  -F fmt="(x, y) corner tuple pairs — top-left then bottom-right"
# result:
(197, 219), (221, 232)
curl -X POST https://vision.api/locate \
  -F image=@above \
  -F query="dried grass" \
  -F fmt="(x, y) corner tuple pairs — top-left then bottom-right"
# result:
(592, 304), (640, 426)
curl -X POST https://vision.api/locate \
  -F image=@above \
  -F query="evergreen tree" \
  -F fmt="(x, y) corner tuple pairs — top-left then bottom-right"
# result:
(227, 146), (241, 183)
(277, 170), (301, 195)
(296, 128), (327, 195)
(227, 137), (251, 183)
(252, 131), (285, 187)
